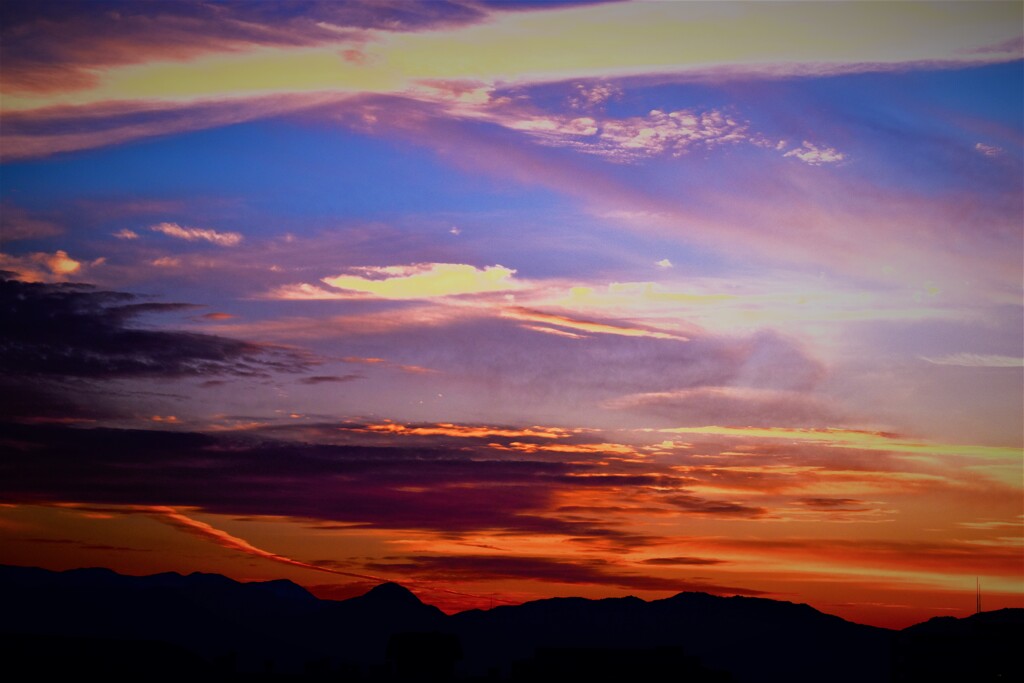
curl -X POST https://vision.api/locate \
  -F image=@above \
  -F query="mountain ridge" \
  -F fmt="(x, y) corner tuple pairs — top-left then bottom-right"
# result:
(1, 564), (1019, 682)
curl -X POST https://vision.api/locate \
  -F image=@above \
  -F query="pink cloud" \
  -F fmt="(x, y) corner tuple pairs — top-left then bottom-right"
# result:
(783, 141), (845, 165)
(151, 222), (242, 247)
(606, 386), (840, 428)
(974, 142), (1005, 157)
(0, 205), (63, 241)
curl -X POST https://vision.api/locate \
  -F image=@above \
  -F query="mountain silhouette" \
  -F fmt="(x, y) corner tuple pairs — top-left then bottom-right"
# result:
(1, 564), (1020, 682)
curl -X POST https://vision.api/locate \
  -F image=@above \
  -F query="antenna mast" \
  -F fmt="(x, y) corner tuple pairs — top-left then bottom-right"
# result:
(976, 577), (981, 614)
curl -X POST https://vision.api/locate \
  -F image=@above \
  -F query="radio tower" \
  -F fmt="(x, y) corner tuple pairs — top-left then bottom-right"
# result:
(976, 577), (981, 614)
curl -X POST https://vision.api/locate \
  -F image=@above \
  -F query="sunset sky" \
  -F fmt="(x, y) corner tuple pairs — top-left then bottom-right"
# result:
(1, 0), (1021, 629)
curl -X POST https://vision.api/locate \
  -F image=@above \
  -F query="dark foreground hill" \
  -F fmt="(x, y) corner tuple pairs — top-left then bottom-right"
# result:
(0, 565), (1019, 682)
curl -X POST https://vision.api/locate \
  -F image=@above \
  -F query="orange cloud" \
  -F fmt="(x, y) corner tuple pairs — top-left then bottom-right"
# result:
(708, 536), (1024, 582)
(0, 249), (84, 282)
(358, 421), (574, 440)
(489, 440), (646, 459)
(145, 505), (384, 581)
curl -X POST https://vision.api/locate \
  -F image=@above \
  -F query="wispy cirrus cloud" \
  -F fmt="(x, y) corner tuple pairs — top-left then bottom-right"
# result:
(267, 264), (692, 341)
(146, 505), (382, 580)
(607, 386), (840, 429)
(502, 107), (754, 162)
(151, 222), (242, 247)
(0, 204), (63, 242)
(3, 2), (1019, 159)
(501, 306), (688, 341)
(711, 536), (1024, 580)
(921, 353), (1023, 368)
(657, 426), (1022, 467)
(405, 83), (844, 166)
(0, 93), (350, 160)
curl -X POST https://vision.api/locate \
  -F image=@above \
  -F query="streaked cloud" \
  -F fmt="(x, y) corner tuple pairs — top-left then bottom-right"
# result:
(921, 353), (1023, 368)
(608, 386), (839, 429)
(357, 421), (574, 440)
(0, 205), (63, 241)
(488, 441), (645, 459)
(299, 374), (362, 385)
(151, 222), (242, 246)
(147, 505), (382, 580)
(364, 553), (759, 594)
(501, 306), (688, 341)
(657, 426), (1022, 462)
(639, 556), (723, 567)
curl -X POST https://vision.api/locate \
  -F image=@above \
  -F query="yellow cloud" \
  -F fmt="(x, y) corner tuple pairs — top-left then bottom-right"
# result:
(322, 263), (518, 299)
(658, 426), (1022, 462)
(376, 1), (1021, 85)
(4, 2), (1019, 112)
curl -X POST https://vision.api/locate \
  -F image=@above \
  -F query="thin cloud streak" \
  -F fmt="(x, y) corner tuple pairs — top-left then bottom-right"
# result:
(151, 222), (242, 247)
(921, 353), (1023, 368)
(146, 505), (384, 581)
